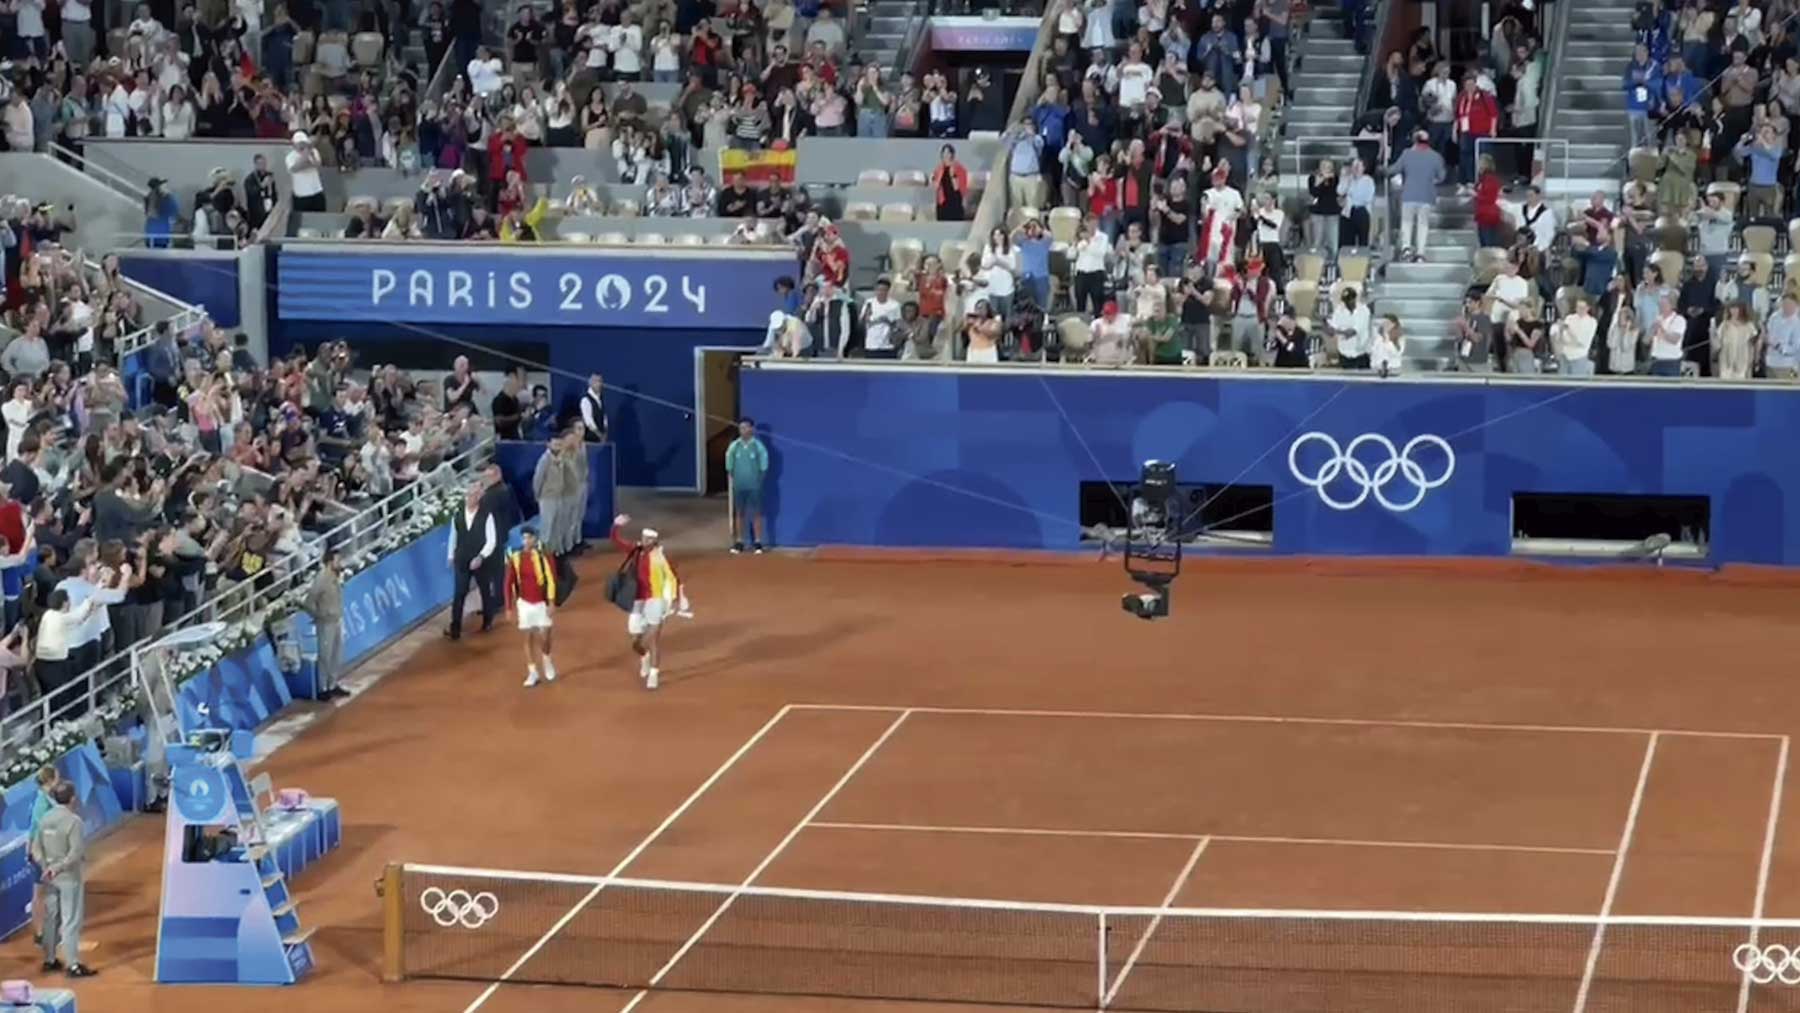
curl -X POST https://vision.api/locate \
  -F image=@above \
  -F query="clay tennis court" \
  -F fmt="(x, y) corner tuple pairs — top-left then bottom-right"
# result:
(11, 551), (1800, 1012)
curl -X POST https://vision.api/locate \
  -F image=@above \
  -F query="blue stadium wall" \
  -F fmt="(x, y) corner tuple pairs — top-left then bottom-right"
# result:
(739, 364), (1799, 565)
(268, 245), (791, 488)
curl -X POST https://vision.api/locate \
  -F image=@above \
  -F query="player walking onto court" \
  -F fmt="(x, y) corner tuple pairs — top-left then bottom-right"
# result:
(504, 527), (559, 687)
(609, 514), (688, 690)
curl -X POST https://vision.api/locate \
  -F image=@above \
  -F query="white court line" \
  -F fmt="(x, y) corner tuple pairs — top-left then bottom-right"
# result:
(787, 702), (1783, 741)
(617, 710), (915, 1013)
(461, 705), (796, 1013)
(1572, 732), (1660, 1013)
(807, 820), (1617, 857)
(1101, 837), (1210, 1009)
(1737, 735), (1792, 1013)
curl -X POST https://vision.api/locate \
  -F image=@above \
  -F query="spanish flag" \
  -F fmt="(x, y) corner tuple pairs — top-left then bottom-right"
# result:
(718, 146), (798, 185)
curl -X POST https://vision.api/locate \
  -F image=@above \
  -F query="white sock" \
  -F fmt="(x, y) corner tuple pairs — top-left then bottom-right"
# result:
(646, 667), (659, 690)
(524, 666), (540, 687)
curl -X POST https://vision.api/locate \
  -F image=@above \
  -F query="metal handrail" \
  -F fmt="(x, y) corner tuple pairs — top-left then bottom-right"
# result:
(0, 437), (496, 755)
(116, 305), (208, 359)
(1540, 0), (1577, 139)
(47, 141), (148, 204)
(1351, 0), (1395, 119)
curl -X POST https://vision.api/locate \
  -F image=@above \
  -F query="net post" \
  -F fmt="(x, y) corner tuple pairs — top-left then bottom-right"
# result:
(381, 862), (406, 982)
(1096, 911), (1108, 1009)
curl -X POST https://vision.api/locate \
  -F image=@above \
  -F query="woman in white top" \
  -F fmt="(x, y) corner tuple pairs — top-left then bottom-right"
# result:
(512, 86), (545, 143)
(103, 77), (133, 137)
(963, 301), (1003, 363)
(1081, 0), (1114, 50)
(160, 84), (196, 139)
(1071, 220), (1111, 316)
(978, 227), (1019, 319)
(33, 589), (99, 695)
(1605, 304), (1640, 374)
(651, 25), (682, 83)
(1371, 315), (1406, 375)
(1055, 0), (1084, 47)
(1714, 302), (1760, 380)
(1553, 299), (1598, 376)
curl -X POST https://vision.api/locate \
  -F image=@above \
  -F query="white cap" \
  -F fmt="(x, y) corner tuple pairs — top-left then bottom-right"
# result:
(768, 309), (785, 327)
(641, 528), (660, 540)
(291, 130), (310, 144)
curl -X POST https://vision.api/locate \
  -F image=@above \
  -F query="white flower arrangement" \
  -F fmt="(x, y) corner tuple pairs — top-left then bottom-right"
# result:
(2, 478), (472, 791)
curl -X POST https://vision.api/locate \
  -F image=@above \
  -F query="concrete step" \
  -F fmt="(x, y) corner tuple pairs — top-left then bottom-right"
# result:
(1309, 38), (1362, 56)
(1305, 54), (1367, 74)
(1559, 90), (1626, 112)
(1302, 72), (1362, 89)
(1381, 280), (1471, 298)
(1560, 56), (1626, 75)
(1386, 262), (1470, 284)
(1288, 106), (1358, 124)
(1561, 73), (1630, 91)
(1555, 107), (1628, 126)
(1565, 39), (1641, 55)
(1378, 297), (1467, 316)
(1420, 244), (1475, 263)
(1568, 6), (1636, 22)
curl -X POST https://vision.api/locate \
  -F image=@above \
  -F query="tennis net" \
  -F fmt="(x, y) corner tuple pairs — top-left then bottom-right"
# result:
(384, 862), (1800, 1011)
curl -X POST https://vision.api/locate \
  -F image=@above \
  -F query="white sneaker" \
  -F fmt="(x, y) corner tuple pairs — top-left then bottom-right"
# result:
(524, 670), (540, 688)
(646, 668), (660, 690)
(543, 659), (558, 682)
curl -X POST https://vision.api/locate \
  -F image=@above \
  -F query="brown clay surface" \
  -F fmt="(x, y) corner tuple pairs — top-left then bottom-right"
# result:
(6, 553), (1800, 1013)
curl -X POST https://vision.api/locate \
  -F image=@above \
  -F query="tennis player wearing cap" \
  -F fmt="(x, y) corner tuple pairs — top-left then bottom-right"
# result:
(610, 514), (688, 690)
(504, 527), (558, 688)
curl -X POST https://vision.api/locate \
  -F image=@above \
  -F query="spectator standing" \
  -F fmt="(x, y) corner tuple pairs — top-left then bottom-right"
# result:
(533, 431), (584, 559)
(1307, 158), (1340, 255)
(860, 278), (902, 359)
(61, 0), (96, 71)
(1765, 295), (1800, 379)
(1372, 315), (1406, 375)
(303, 548), (347, 700)
(726, 419), (769, 554)
(444, 483), (498, 640)
(579, 373), (607, 443)
(1453, 74), (1500, 190)
(1328, 286), (1373, 368)
(1647, 295), (1687, 376)
(244, 154), (279, 232)
(287, 132), (327, 212)
(1623, 44), (1656, 149)
(1390, 130), (1446, 262)
(1339, 157), (1375, 248)
(1005, 119), (1045, 210)
(1714, 304), (1759, 380)
(932, 144), (970, 222)
(1678, 257), (1717, 376)
(1553, 298), (1598, 376)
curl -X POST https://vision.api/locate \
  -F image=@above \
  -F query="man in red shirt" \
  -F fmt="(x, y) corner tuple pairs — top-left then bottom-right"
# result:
(609, 514), (686, 690)
(503, 527), (558, 688)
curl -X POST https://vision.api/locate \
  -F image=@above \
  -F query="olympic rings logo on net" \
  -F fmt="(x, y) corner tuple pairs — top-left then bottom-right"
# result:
(1287, 432), (1457, 512)
(420, 887), (500, 929)
(1735, 943), (1800, 985)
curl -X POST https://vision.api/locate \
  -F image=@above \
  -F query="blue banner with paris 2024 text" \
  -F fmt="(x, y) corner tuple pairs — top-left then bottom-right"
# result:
(275, 247), (796, 329)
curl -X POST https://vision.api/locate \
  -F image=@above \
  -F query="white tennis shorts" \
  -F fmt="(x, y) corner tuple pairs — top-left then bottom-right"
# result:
(516, 600), (552, 631)
(627, 598), (669, 635)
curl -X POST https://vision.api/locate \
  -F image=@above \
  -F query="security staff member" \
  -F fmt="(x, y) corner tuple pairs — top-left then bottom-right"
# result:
(579, 374), (607, 443)
(34, 781), (95, 978)
(445, 484), (499, 640)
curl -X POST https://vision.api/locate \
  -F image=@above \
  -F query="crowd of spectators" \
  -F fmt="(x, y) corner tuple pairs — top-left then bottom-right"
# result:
(1, 184), (497, 715)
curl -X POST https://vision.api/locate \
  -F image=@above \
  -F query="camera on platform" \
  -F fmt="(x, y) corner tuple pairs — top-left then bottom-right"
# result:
(1121, 460), (1181, 621)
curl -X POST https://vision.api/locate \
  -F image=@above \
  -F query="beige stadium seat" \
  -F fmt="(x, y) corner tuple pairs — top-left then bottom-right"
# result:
(1005, 206), (1042, 232)
(1653, 219), (1687, 252)
(966, 130), (1002, 142)
(1788, 218), (1800, 253)
(346, 194), (378, 212)
(889, 238), (925, 276)
(1285, 279), (1319, 322)
(1553, 284), (1584, 319)
(1628, 148), (1661, 184)
(637, 232), (668, 245)
(893, 169), (928, 187)
(1744, 251), (1775, 286)
(596, 231), (632, 244)
(1784, 252), (1800, 285)
(857, 169), (892, 186)
(1292, 252), (1325, 283)
(879, 202), (915, 223)
(384, 196), (411, 216)
(613, 199), (641, 217)
(1649, 249), (1684, 285)
(1337, 252), (1371, 286)
(297, 227), (324, 238)
(560, 231), (592, 243)
(845, 201), (879, 221)
(1329, 279), (1363, 306)
(1742, 224), (1778, 255)
(1056, 315), (1092, 358)
(674, 233), (707, 246)
(351, 31), (385, 68)
(939, 240), (971, 272)
(1472, 247), (1509, 286)
(1047, 206), (1082, 245)
(968, 170), (990, 193)
(1209, 350), (1249, 368)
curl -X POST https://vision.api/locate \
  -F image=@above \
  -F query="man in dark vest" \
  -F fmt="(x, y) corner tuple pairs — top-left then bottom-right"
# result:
(444, 484), (500, 640)
(578, 374), (607, 443)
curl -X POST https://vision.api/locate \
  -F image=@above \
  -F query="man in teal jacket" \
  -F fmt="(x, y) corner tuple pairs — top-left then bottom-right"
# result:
(725, 419), (770, 555)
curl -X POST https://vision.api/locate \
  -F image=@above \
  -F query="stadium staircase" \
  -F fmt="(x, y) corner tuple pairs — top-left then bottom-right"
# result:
(1545, 0), (1639, 191)
(1384, 196), (1476, 371)
(1284, 3), (1365, 168)
(861, 0), (929, 76)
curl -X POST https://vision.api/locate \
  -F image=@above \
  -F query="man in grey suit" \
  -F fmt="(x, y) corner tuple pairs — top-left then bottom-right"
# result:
(304, 548), (347, 700)
(33, 782), (96, 977)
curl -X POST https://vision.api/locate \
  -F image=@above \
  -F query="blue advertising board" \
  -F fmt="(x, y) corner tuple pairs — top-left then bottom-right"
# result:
(740, 365), (1800, 566)
(276, 246), (796, 329)
(929, 16), (1041, 51)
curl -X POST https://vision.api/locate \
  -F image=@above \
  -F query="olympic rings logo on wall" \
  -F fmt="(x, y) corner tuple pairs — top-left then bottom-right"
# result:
(1287, 432), (1457, 512)
(420, 887), (501, 929)
(1735, 943), (1800, 985)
